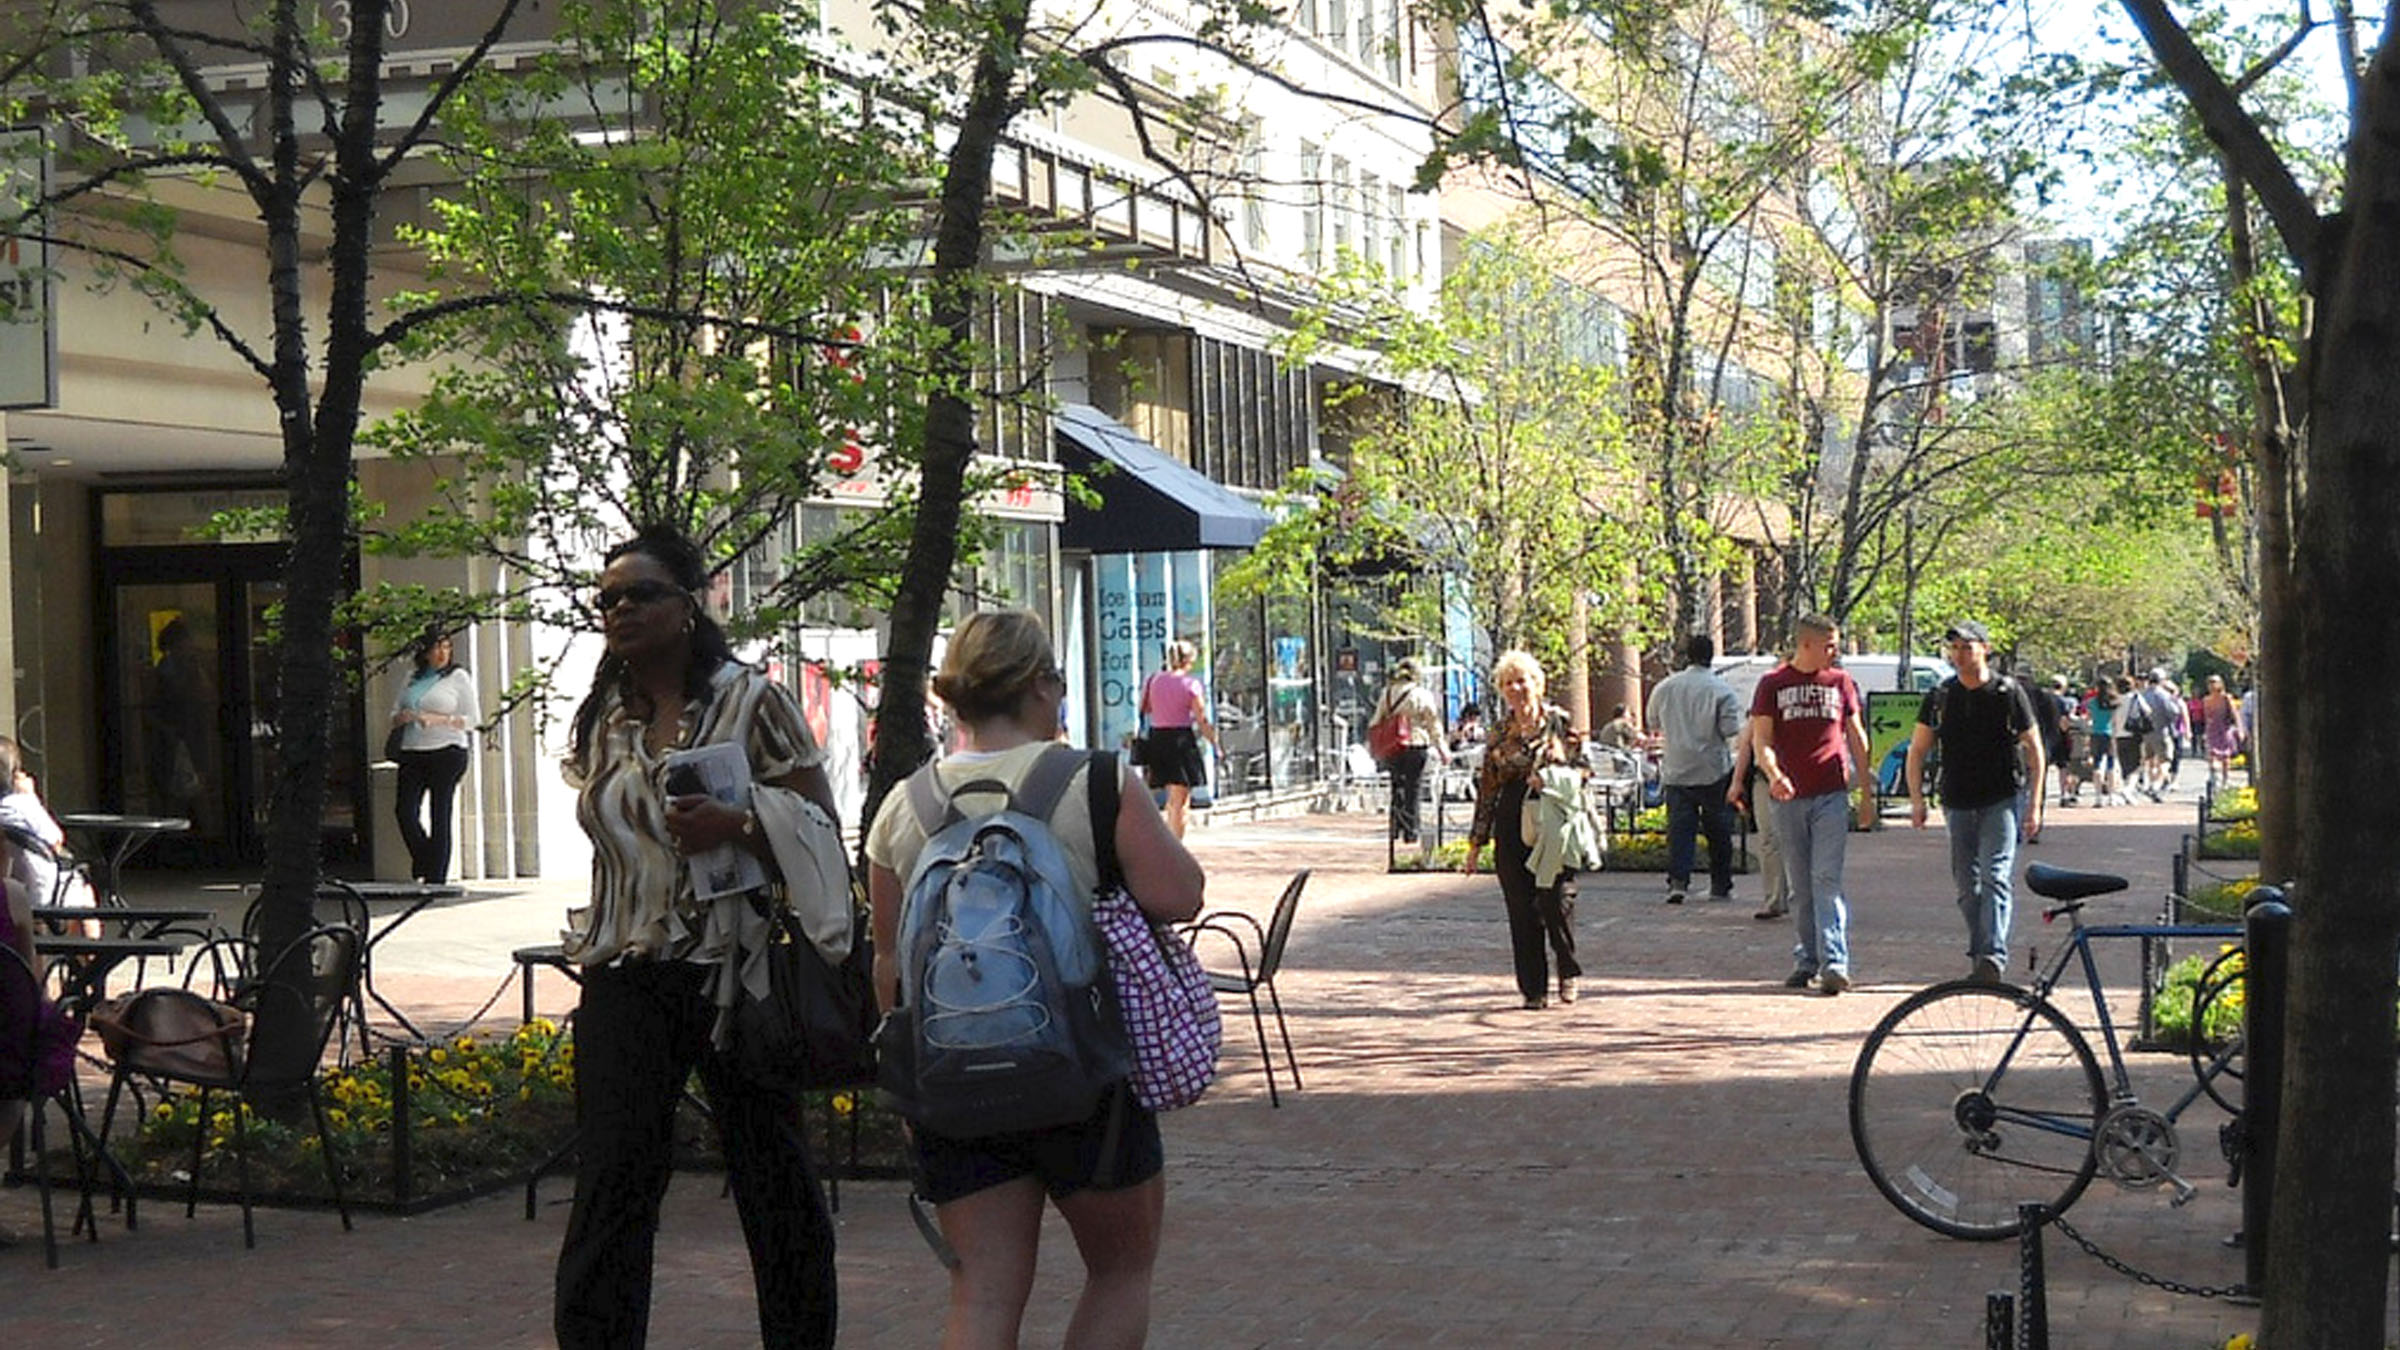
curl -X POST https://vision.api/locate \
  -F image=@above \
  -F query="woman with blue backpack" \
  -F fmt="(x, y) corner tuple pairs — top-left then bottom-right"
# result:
(866, 608), (1205, 1348)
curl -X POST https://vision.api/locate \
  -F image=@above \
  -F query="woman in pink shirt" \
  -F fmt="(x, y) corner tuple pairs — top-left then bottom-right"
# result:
(1138, 639), (1219, 838)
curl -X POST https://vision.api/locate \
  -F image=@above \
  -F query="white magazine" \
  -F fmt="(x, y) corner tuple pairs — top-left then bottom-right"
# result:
(662, 741), (768, 900)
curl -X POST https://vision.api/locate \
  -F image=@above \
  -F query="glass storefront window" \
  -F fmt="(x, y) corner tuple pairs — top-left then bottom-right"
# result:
(1210, 595), (1267, 797)
(1264, 590), (1316, 789)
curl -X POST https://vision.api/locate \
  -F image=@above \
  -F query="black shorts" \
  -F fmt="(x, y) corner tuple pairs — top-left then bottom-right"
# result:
(1141, 726), (1207, 788)
(911, 1087), (1163, 1205)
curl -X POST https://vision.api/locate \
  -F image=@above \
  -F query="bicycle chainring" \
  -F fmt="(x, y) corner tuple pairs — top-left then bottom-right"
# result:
(2095, 1104), (2180, 1189)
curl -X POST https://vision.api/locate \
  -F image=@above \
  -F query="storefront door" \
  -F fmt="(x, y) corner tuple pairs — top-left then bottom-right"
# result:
(99, 549), (364, 869)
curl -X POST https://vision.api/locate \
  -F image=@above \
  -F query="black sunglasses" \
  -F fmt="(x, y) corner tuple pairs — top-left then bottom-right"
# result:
(594, 579), (688, 613)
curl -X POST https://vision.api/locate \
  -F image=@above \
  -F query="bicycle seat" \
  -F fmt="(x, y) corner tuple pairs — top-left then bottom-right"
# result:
(2024, 863), (2128, 901)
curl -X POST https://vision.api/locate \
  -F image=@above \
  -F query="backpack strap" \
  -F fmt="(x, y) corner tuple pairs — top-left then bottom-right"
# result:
(1087, 750), (1122, 891)
(1013, 743), (1087, 824)
(904, 761), (950, 836)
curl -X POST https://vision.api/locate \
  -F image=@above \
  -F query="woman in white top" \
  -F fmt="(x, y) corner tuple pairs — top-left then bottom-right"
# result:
(1369, 658), (1446, 845)
(388, 630), (482, 884)
(866, 608), (1204, 1350)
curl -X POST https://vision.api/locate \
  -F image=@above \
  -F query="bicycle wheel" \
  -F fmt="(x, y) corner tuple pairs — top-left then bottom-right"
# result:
(2189, 946), (2246, 1114)
(1850, 982), (2108, 1240)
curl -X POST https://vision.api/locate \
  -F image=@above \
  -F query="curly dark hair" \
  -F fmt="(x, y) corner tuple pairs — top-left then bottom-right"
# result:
(569, 523), (736, 759)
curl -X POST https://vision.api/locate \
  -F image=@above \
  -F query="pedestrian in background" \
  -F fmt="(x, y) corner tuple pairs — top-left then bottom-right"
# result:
(2087, 679), (2122, 805)
(1730, 716), (1790, 921)
(1647, 634), (1744, 905)
(389, 628), (480, 884)
(1368, 657), (1446, 848)
(1461, 649), (1585, 1009)
(1749, 615), (1871, 996)
(1905, 621), (2045, 984)
(1138, 639), (1217, 839)
(2202, 673), (2244, 790)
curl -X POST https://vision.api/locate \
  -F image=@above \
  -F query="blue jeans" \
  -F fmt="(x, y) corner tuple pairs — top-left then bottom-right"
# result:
(1770, 792), (1851, 977)
(1946, 799), (2020, 966)
(1663, 776), (1735, 895)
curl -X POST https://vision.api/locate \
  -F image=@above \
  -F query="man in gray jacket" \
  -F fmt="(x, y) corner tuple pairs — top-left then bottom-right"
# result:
(1647, 634), (1745, 904)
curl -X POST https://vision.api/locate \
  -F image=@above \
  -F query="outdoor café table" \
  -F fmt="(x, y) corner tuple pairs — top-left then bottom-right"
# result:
(31, 932), (192, 1017)
(55, 813), (191, 907)
(32, 904), (217, 940)
(339, 879), (464, 1041)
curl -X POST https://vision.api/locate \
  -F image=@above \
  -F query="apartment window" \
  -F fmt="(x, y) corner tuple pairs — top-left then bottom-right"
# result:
(1386, 186), (1407, 281)
(1240, 136), (1268, 252)
(1300, 142), (1323, 269)
(1330, 155), (1353, 259)
(1359, 171), (1383, 277)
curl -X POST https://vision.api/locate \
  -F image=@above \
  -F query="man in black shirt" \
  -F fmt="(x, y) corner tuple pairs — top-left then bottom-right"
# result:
(1904, 621), (2046, 984)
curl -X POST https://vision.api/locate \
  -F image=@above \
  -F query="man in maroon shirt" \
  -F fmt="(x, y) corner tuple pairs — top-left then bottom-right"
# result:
(1749, 614), (1872, 995)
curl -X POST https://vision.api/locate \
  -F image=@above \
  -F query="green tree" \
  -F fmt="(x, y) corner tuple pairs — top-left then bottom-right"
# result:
(1238, 238), (1650, 675)
(1772, 0), (2062, 643)
(0, 0), (548, 1072)
(1427, 0), (1894, 642)
(2107, 0), (2396, 1337)
(362, 0), (942, 715)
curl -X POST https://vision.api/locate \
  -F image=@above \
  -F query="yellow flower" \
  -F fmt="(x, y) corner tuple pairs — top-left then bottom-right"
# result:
(831, 1092), (855, 1117)
(2225, 1334), (2253, 1350)
(428, 1047), (449, 1065)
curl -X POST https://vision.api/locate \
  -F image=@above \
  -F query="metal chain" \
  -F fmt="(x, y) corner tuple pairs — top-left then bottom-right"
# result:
(2046, 1212), (2255, 1303)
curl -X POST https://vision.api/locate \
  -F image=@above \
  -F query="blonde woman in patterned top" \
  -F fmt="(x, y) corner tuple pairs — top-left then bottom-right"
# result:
(1460, 649), (1586, 1009)
(553, 524), (842, 1350)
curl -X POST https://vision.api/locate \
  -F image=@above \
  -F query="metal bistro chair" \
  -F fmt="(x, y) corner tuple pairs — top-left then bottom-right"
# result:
(201, 883), (374, 1063)
(97, 923), (362, 1249)
(1180, 869), (1309, 1107)
(3, 941), (105, 1268)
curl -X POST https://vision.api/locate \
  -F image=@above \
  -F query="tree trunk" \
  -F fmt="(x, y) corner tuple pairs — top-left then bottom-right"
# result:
(2224, 164), (2300, 883)
(859, 2), (1029, 840)
(243, 0), (398, 1092)
(2265, 34), (2400, 1345)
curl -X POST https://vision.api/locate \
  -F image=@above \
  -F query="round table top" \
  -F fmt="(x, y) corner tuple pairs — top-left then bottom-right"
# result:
(57, 813), (193, 834)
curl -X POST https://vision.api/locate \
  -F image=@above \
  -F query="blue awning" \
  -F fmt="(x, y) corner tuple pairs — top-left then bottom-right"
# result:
(1055, 404), (1271, 554)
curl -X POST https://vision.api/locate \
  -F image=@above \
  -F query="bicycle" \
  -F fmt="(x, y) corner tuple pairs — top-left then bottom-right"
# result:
(1848, 862), (2249, 1240)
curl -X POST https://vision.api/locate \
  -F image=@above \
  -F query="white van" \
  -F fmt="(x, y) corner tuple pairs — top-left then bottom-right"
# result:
(1712, 651), (1953, 713)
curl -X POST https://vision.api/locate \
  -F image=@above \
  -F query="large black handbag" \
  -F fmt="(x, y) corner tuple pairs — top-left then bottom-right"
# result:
(732, 900), (879, 1094)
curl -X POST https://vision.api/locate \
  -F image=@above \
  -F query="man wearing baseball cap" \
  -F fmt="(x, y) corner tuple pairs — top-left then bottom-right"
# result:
(1904, 620), (2046, 983)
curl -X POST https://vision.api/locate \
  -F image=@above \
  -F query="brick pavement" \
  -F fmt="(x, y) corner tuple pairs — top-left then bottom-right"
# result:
(5, 787), (2265, 1347)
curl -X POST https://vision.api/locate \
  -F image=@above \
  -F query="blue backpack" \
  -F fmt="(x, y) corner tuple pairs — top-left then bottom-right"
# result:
(876, 745), (1130, 1138)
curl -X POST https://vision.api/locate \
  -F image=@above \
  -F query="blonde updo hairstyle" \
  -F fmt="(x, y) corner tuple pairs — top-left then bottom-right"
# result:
(1165, 639), (1198, 671)
(932, 609), (1056, 725)
(1493, 648), (1545, 699)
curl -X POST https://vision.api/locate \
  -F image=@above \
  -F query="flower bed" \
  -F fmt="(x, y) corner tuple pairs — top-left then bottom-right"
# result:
(2181, 874), (2262, 921)
(56, 1018), (906, 1214)
(2197, 819), (2260, 860)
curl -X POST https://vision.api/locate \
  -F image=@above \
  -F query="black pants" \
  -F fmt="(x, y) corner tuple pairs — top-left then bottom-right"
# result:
(555, 960), (837, 1349)
(1387, 746), (1430, 841)
(393, 745), (469, 883)
(1494, 781), (1580, 1001)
